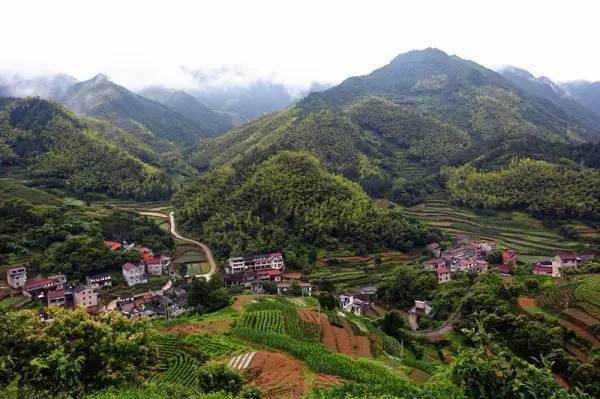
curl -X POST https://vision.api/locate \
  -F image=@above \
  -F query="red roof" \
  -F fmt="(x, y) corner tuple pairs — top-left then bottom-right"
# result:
(257, 269), (283, 276)
(534, 265), (553, 273)
(558, 251), (577, 261)
(436, 267), (450, 274)
(122, 262), (138, 271)
(270, 252), (283, 257)
(25, 278), (55, 290)
(104, 241), (122, 251)
(143, 255), (162, 264)
(48, 289), (65, 299)
(498, 264), (512, 274)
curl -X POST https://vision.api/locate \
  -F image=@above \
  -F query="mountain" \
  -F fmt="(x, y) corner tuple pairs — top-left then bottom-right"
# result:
(0, 97), (172, 200)
(191, 80), (294, 123)
(60, 74), (210, 145)
(561, 80), (600, 117)
(174, 151), (437, 261)
(138, 87), (234, 134)
(192, 48), (600, 206)
(0, 73), (78, 100)
(498, 66), (600, 130)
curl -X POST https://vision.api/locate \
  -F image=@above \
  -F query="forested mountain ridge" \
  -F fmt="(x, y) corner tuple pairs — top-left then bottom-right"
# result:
(562, 80), (600, 118)
(0, 97), (172, 200)
(60, 74), (211, 145)
(175, 151), (440, 265)
(499, 66), (600, 130)
(138, 87), (234, 134)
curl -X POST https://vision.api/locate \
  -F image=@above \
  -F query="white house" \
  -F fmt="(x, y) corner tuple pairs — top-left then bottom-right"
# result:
(6, 266), (27, 289)
(340, 293), (371, 316)
(122, 262), (148, 286)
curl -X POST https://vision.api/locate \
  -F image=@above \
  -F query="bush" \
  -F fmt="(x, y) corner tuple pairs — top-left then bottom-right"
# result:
(197, 363), (243, 395)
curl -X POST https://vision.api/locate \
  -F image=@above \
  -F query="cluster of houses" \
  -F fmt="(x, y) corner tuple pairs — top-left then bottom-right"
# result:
(224, 253), (313, 296)
(339, 286), (377, 316)
(422, 240), (497, 283)
(6, 266), (101, 311)
(104, 241), (172, 287)
(115, 289), (184, 319)
(533, 251), (594, 277)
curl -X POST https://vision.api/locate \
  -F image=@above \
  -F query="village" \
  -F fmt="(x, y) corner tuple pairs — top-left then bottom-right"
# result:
(3, 231), (596, 327)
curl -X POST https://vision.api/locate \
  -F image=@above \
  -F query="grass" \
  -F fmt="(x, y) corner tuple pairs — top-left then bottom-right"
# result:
(399, 193), (591, 263)
(0, 295), (30, 310)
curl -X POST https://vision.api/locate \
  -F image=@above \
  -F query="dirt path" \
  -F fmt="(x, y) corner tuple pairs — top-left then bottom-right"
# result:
(246, 352), (306, 399)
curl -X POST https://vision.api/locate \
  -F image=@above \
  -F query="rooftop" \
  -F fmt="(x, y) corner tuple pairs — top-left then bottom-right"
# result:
(48, 289), (65, 299)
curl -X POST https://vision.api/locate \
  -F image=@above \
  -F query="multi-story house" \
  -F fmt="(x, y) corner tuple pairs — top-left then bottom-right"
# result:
(74, 285), (98, 308)
(436, 267), (451, 283)
(47, 289), (66, 307)
(122, 262), (148, 286)
(86, 273), (112, 290)
(226, 253), (285, 274)
(6, 266), (27, 289)
(144, 255), (171, 276)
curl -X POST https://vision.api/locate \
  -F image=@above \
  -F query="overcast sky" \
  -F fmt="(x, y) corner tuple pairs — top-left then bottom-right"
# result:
(1, 0), (599, 89)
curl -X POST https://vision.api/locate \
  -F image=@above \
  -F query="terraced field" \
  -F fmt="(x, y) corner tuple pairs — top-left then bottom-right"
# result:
(152, 335), (202, 387)
(573, 275), (600, 319)
(399, 193), (590, 263)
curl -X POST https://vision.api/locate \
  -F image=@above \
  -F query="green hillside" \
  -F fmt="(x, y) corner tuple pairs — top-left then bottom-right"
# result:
(0, 97), (172, 200)
(192, 49), (600, 216)
(175, 151), (439, 263)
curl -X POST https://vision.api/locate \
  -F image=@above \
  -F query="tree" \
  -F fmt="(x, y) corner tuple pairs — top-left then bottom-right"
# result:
(187, 277), (231, 313)
(379, 311), (407, 339)
(197, 363), (243, 395)
(377, 266), (437, 308)
(317, 293), (337, 310)
(290, 281), (302, 297)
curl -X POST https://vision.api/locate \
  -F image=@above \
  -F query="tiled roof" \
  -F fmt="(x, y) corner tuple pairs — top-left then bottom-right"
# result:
(122, 262), (138, 271)
(48, 289), (65, 299)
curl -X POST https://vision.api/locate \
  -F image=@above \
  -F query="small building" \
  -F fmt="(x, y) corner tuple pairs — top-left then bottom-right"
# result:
(276, 282), (290, 295)
(23, 275), (65, 299)
(86, 273), (112, 290)
(426, 243), (441, 257)
(476, 260), (489, 272)
(257, 269), (283, 282)
(533, 260), (558, 277)
(555, 251), (580, 268)
(122, 262), (148, 286)
(144, 256), (164, 276)
(104, 240), (122, 252)
(411, 300), (432, 316)
(423, 258), (446, 271)
(47, 289), (66, 307)
(454, 257), (478, 272)
(117, 295), (135, 313)
(73, 285), (98, 308)
(6, 266), (27, 289)
(502, 248), (518, 268)
(282, 272), (303, 281)
(359, 286), (378, 296)
(436, 267), (451, 283)
(299, 282), (313, 296)
(340, 293), (371, 316)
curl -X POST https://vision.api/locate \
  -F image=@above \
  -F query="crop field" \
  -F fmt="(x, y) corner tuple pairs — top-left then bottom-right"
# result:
(152, 335), (202, 387)
(572, 275), (600, 319)
(0, 295), (31, 310)
(537, 278), (600, 327)
(399, 193), (590, 264)
(183, 333), (245, 358)
(239, 310), (286, 333)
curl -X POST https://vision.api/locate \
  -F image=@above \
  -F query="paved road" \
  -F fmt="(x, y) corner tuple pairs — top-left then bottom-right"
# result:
(168, 212), (217, 281)
(137, 210), (217, 281)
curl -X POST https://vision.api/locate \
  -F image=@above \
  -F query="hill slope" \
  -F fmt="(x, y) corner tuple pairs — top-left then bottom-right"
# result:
(175, 151), (438, 263)
(192, 49), (600, 208)
(139, 87), (234, 134)
(562, 80), (600, 117)
(0, 97), (172, 200)
(61, 74), (209, 145)
(499, 66), (600, 131)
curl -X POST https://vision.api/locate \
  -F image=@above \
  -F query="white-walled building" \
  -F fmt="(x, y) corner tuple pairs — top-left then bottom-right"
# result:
(226, 253), (285, 274)
(74, 285), (98, 308)
(6, 266), (27, 289)
(122, 262), (148, 286)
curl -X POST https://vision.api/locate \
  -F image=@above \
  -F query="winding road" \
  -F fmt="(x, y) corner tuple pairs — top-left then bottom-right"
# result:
(137, 211), (217, 281)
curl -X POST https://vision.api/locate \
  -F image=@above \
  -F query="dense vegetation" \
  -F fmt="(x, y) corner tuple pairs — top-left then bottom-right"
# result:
(191, 48), (600, 214)
(443, 158), (600, 219)
(0, 196), (172, 279)
(0, 307), (156, 397)
(175, 151), (439, 263)
(0, 97), (172, 200)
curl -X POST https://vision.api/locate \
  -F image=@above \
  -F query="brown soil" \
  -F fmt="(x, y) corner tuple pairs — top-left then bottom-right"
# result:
(517, 297), (536, 308)
(313, 373), (342, 388)
(246, 352), (305, 399)
(318, 313), (372, 358)
(298, 309), (328, 324)
(564, 307), (600, 327)
(232, 295), (256, 312)
(558, 318), (600, 347)
(166, 319), (231, 335)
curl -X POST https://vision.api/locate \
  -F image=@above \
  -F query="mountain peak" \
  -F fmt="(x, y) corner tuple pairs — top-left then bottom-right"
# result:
(92, 73), (110, 83)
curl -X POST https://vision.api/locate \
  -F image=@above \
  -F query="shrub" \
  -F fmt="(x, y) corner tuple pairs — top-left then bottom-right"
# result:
(197, 363), (243, 395)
